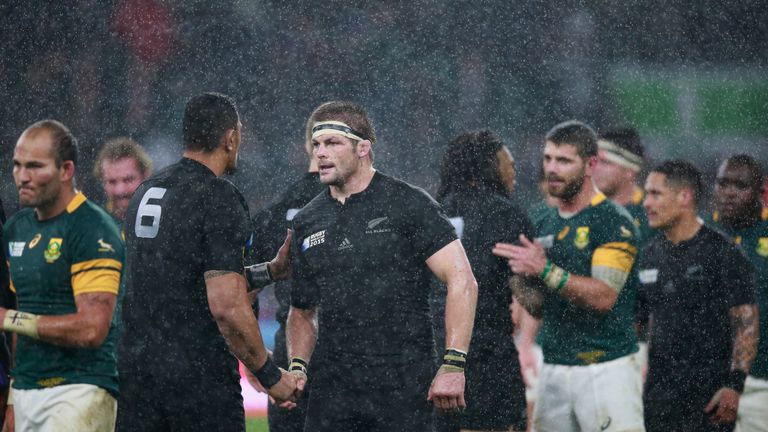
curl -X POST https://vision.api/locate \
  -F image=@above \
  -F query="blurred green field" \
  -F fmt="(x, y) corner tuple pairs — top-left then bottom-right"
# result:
(246, 417), (268, 432)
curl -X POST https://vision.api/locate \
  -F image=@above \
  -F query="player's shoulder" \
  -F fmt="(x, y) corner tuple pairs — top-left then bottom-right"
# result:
(68, 195), (122, 237)
(292, 189), (331, 225)
(375, 171), (436, 204)
(4, 208), (34, 229)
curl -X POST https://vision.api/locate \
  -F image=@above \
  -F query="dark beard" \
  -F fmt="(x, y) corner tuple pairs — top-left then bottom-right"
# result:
(553, 174), (584, 202)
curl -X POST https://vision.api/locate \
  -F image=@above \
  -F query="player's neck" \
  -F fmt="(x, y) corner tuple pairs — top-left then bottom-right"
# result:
(330, 166), (376, 204)
(558, 180), (598, 215)
(665, 212), (702, 244)
(610, 183), (638, 206)
(36, 186), (77, 221)
(183, 150), (226, 177)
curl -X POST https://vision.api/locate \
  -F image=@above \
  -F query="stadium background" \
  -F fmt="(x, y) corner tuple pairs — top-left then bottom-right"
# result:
(0, 2), (766, 431)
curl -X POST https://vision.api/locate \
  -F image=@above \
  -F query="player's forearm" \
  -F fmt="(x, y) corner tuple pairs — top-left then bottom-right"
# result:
(443, 275), (477, 351)
(730, 304), (759, 374)
(510, 275), (544, 319)
(516, 311), (542, 348)
(559, 275), (618, 313)
(286, 306), (318, 362)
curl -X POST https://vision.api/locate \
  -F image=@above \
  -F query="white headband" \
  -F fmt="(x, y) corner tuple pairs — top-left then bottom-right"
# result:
(598, 139), (643, 172)
(312, 121), (366, 141)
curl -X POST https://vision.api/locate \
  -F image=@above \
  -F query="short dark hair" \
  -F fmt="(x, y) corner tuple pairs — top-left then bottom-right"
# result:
(651, 159), (703, 205)
(599, 126), (644, 159)
(307, 101), (376, 162)
(93, 137), (153, 180)
(722, 154), (764, 193)
(545, 120), (598, 160)
(183, 92), (239, 152)
(23, 120), (78, 168)
(437, 130), (508, 200)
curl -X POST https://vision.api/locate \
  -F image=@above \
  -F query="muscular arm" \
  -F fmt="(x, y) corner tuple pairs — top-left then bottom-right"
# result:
(205, 271), (270, 373)
(730, 304), (759, 373)
(510, 275), (544, 319)
(558, 274), (619, 313)
(426, 239), (478, 352)
(286, 306), (318, 362)
(0, 292), (116, 348)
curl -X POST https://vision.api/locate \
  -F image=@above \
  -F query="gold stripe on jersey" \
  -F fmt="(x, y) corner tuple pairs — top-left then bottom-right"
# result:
(9, 278), (15, 294)
(590, 193), (607, 207)
(71, 258), (122, 296)
(66, 192), (87, 214)
(592, 242), (637, 273)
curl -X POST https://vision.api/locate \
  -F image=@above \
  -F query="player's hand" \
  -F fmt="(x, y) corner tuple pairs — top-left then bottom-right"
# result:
(492, 235), (548, 277)
(2, 404), (14, 432)
(266, 369), (299, 409)
(268, 230), (293, 281)
(427, 366), (466, 413)
(704, 387), (739, 424)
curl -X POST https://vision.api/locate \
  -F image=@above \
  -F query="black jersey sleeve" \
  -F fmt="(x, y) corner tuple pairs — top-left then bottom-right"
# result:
(404, 188), (457, 262)
(288, 225), (320, 309)
(201, 181), (250, 274)
(720, 243), (757, 308)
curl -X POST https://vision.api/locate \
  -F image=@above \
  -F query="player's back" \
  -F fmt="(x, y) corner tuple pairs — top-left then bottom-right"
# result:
(120, 157), (249, 377)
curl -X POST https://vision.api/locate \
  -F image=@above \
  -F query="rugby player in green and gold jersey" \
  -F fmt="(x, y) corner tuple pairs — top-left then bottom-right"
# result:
(494, 120), (643, 432)
(3, 120), (124, 431)
(707, 155), (768, 431)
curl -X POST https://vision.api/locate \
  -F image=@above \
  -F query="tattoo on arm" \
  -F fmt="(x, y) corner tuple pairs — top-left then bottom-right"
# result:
(730, 304), (759, 373)
(204, 270), (237, 281)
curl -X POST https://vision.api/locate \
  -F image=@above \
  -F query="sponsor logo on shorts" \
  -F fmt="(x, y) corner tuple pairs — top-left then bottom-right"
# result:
(301, 230), (325, 252)
(44, 238), (63, 263)
(8, 242), (25, 257)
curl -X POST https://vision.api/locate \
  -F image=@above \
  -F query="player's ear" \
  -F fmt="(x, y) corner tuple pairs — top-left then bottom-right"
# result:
(357, 140), (372, 159)
(60, 160), (75, 182)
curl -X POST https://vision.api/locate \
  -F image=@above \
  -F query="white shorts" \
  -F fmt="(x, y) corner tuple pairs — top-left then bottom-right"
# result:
(736, 375), (768, 432)
(532, 353), (645, 432)
(13, 384), (117, 432)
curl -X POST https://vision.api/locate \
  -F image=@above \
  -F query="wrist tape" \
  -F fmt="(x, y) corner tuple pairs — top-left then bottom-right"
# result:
(3, 310), (40, 339)
(540, 260), (570, 293)
(252, 356), (282, 389)
(245, 262), (272, 291)
(726, 369), (747, 393)
(442, 348), (467, 373)
(289, 357), (308, 380)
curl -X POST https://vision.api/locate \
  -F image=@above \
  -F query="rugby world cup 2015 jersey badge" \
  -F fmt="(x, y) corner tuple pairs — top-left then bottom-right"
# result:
(757, 237), (768, 258)
(8, 242), (26, 257)
(301, 230), (325, 252)
(574, 227), (590, 249)
(44, 238), (63, 263)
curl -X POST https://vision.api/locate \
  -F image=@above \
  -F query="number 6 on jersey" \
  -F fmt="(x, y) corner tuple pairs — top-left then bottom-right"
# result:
(135, 187), (167, 238)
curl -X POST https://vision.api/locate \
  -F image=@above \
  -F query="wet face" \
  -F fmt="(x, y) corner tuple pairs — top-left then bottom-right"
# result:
(643, 172), (684, 230)
(313, 133), (360, 187)
(542, 141), (588, 201)
(714, 162), (760, 223)
(13, 130), (68, 211)
(101, 157), (145, 219)
(496, 146), (516, 194)
(225, 120), (243, 175)
(594, 153), (626, 197)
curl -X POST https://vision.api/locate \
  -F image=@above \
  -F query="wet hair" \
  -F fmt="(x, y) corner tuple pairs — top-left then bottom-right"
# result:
(599, 126), (644, 159)
(23, 119), (78, 168)
(723, 154), (764, 193)
(183, 92), (239, 153)
(93, 137), (152, 180)
(437, 130), (508, 200)
(651, 159), (703, 205)
(545, 120), (598, 160)
(306, 101), (376, 162)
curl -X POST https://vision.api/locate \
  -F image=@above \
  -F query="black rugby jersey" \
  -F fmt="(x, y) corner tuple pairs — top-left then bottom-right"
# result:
(290, 171), (456, 363)
(120, 157), (250, 380)
(637, 224), (756, 378)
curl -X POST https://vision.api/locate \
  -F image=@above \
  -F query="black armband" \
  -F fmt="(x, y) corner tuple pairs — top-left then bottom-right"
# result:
(725, 369), (747, 393)
(441, 348), (467, 372)
(252, 356), (282, 389)
(245, 262), (272, 291)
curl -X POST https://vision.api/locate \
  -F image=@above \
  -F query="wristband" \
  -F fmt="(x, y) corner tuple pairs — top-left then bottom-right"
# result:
(289, 357), (308, 381)
(725, 369), (747, 393)
(541, 262), (569, 293)
(442, 348), (467, 373)
(244, 262), (272, 291)
(251, 356), (282, 389)
(540, 260), (553, 279)
(3, 310), (40, 339)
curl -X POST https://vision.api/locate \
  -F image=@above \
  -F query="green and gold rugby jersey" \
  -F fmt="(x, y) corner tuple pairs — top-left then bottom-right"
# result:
(624, 187), (655, 247)
(707, 210), (768, 378)
(4, 192), (123, 395)
(535, 193), (639, 365)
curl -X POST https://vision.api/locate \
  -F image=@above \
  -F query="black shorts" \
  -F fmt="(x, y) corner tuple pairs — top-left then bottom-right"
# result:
(117, 367), (244, 432)
(644, 371), (734, 432)
(304, 358), (434, 432)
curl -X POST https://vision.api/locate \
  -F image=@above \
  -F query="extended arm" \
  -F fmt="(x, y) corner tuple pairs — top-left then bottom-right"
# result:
(286, 306), (318, 363)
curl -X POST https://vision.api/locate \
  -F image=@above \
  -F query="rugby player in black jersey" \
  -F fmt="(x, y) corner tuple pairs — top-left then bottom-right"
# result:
(638, 160), (758, 432)
(433, 130), (531, 432)
(117, 93), (298, 431)
(286, 101), (478, 431)
(246, 105), (326, 432)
